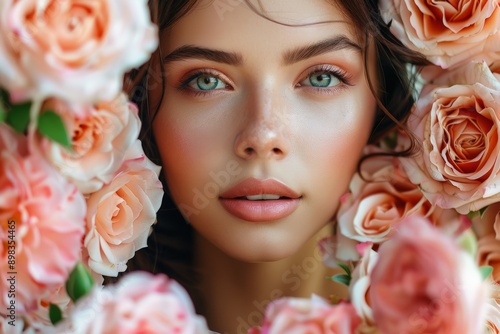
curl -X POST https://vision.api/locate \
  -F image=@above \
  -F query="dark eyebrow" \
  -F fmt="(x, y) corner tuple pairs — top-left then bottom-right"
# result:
(163, 45), (243, 65)
(163, 35), (361, 66)
(282, 36), (362, 65)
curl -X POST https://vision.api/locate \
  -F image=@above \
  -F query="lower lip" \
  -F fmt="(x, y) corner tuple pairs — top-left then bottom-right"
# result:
(219, 198), (300, 222)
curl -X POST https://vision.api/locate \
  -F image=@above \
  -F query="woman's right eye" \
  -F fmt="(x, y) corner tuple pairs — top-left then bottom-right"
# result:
(180, 71), (229, 93)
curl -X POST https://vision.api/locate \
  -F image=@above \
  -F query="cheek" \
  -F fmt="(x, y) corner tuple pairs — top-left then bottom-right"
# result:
(152, 103), (237, 206)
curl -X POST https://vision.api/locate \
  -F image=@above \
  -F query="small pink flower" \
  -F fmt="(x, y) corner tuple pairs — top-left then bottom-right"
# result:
(369, 215), (489, 334)
(31, 93), (141, 194)
(379, 0), (500, 68)
(249, 296), (361, 334)
(400, 61), (500, 214)
(0, 124), (86, 314)
(0, 0), (157, 102)
(54, 272), (209, 334)
(84, 140), (163, 277)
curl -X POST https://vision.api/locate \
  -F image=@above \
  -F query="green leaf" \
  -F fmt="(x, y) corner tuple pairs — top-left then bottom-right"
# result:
(0, 101), (5, 123)
(328, 273), (351, 286)
(65, 262), (94, 303)
(479, 266), (493, 281)
(457, 228), (478, 257)
(6, 101), (31, 133)
(336, 262), (351, 276)
(467, 206), (489, 220)
(37, 110), (72, 149)
(49, 303), (63, 325)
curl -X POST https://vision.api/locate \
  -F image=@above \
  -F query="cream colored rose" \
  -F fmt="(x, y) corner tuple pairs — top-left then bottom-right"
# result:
(84, 140), (163, 277)
(485, 297), (500, 334)
(349, 249), (380, 334)
(0, 0), (157, 102)
(380, 0), (500, 68)
(400, 62), (500, 214)
(32, 93), (141, 194)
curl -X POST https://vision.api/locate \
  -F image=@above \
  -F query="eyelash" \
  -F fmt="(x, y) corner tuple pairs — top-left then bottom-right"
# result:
(177, 65), (353, 97)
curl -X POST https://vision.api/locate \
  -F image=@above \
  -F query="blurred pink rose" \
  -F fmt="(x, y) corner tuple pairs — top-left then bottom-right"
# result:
(0, 124), (86, 314)
(379, 0), (500, 68)
(0, 0), (157, 102)
(400, 62), (500, 214)
(336, 146), (464, 261)
(54, 272), (209, 334)
(32, 93), (141, 194)
(370, 215), (489, 334)
(249, 296), (361, 334)
(84, 140), (163, 276)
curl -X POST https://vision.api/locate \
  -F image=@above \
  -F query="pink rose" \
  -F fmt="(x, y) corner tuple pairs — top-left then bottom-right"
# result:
(32, 93), (141, 194)
(249, 296), (361, 334)
(23, 285), (71, 332)
(0, 124), (86, 314)
(336, 146), (463, 261)
(54, 272), (209, 334)
(379, 0), (500, 68)
(0, 0), (157, 102)
(400, 62), (500, 214)
(84, 140), (163, 276)
(369, 215), (489, 334)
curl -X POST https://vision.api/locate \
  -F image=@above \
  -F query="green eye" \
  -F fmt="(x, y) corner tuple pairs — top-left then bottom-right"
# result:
(196, 75), (221, 90)
(305, 72), (340, 88)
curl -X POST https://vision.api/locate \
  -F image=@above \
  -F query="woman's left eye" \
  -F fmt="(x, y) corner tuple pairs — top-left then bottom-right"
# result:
(298, 70), (341, 88)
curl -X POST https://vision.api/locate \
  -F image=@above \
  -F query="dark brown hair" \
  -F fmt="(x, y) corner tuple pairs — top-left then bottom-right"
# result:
(123, 0), (428, 296)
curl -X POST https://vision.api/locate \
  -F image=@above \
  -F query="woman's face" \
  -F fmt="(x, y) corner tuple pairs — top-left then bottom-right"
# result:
(152, 0), (377, 262)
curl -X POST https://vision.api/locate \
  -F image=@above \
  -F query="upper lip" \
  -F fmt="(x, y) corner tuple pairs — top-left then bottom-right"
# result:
(220, 178), (301, 199)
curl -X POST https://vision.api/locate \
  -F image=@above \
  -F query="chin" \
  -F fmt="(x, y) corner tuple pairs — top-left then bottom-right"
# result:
(215, 231), (309, 263)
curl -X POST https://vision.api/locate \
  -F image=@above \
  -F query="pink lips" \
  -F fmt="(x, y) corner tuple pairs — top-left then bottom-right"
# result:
(219, 178), (301, 222)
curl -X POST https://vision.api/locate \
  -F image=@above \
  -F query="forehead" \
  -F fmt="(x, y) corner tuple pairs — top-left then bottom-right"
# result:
(162, 0), (361, 53)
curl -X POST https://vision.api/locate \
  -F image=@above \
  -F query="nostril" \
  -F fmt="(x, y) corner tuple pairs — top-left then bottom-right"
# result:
(244, 147), (254, 155)
(272, 148), (282, 154)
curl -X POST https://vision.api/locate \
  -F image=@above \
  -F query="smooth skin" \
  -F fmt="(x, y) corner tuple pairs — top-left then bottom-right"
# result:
(151, 0), (377, 332)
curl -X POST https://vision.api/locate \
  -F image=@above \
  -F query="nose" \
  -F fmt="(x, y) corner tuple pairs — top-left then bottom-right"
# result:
(234, 90), (290, 160)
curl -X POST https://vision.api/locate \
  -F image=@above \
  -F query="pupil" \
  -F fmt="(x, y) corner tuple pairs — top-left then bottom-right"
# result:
(197, 76), (218, 90)
(312, 73), (331, 87)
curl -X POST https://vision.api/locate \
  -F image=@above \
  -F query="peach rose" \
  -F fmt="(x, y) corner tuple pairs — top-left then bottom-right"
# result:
(0, 0), (157, 102)
(249, 296), (361, 334)
(32, 93), (141, 194)
(336, 146), (463, 261)
(84, 140), (163, 277)
(369, 215), (489, 334)
(379, 0), (500, 68)
(400, 62), (500, 214)
(0, 124), (86, 314)
(54, 272), (209, 334)
(477, 235), (500, 284)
